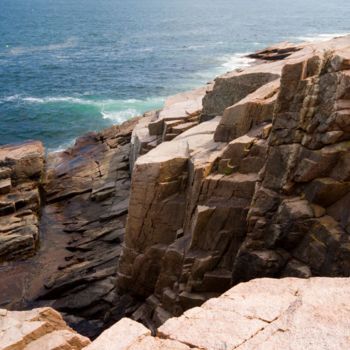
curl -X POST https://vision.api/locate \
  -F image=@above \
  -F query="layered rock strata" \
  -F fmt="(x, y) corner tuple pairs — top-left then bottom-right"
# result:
(0, 120), (141, 338)
(0, 141), (44, 261)
(117, 35), (350, 327)
(37, 119), (141, 335)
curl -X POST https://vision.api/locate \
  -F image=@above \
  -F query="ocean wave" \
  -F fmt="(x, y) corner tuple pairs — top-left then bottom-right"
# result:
(0, 94), (164, 107)
(48, 139), (75, 153)
(23, 96), (92, 104)
(294, 32), (349, 42)
(101, 108), (139, 122)
(0, 94), (22, 103)
(182, 45), (207, 50)
(193, 52), (256, 83)
(136, 47), (154, 53)
(0, 95), (97, 105)
(221, 53), (255, 70)
(7, 37), (77, 56)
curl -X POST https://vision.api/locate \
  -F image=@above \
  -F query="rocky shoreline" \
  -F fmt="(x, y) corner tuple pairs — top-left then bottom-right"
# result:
(0, 119), (142, 338)
(1, 34), (350, 348)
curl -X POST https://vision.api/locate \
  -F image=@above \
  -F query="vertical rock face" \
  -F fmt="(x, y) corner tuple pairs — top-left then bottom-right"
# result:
(118, 60), (282, 325)
(214, 79), (280, 142)
(118, 117), (225, 301)
(119, 35), (350, 327)
(0, 141), (45, 261)
(202, 66), (280, 119)
(233, 44), (350, 282)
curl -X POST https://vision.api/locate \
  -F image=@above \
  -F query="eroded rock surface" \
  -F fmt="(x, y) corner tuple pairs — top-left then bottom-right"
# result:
(0, 307), (90, 350)
(1, 35), (350, 345)
(0, 119), (141, 338)
(82, 277), (350, 350)
(247, 41), (303, 61)
(37, 119), (142, 337)
(233, 38), (350, 283)
(129, 87), (209, 171)
(118, 35), (350, 328)
(0, 141), (44, 261)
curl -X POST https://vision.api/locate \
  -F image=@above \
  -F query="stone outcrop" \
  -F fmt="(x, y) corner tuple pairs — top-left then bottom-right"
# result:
(3, 278), (350, 349)
(129, 87), (210, 171)
(1, 35), (350, 346)
(36, 119), (141, 336)
(233, 38), (350, 283)
(201, 62), (281, 119)
(247, 41), (303, 61)
(0, 307), (90, 350)
(0, 119), (141, 338)
(82, 277), (350, 350)
(0, 141), (44, 261)
(214, 79), (279, 142)
(117, 35), (350, 328)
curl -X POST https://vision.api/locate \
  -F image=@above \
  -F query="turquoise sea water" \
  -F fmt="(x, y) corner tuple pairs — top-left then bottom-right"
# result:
(0, 0), (349, 150)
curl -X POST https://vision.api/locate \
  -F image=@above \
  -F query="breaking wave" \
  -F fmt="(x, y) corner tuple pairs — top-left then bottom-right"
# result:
(7, 37), (78, 56)
(293, 32), (349, 42)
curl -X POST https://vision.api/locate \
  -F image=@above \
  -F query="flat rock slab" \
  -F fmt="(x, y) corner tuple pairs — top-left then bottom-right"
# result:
(0, 307), (90, 350)
(149, 86), (208, 136)
(79, 277), (350, 350)
(0, 179), (11, 195)
(157, 277), (350, 350)
(0, 140), (45, 182)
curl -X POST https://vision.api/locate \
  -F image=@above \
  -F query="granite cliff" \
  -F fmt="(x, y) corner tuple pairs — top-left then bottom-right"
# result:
(0, 35), (350, 348)
(117, 35), (350, 328)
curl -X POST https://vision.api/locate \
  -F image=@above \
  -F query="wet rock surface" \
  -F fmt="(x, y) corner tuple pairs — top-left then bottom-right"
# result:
(0, 119), (141, 338)
(247, 41), (303, 61)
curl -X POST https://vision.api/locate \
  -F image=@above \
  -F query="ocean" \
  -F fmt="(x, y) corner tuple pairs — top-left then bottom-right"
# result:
(0, 0), (349, 151)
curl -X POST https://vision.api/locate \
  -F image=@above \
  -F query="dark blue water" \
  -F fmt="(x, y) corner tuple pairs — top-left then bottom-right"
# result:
(1, 0), (349, 150)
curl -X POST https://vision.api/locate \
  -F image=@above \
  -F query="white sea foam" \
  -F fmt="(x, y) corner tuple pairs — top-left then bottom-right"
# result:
(101, 108), (139, 122)
(8, 37), (77, 56)
(192, 52), (256, 84)
(48, 139), (75, 153)
(136, 47), (154, 53)
(221, 53), (255, 70)
(0, 94), (164, 114)
(22, 96), (97, 105)
(294, 32), (349, 43)
(0, 94), (21, 103)
(183, 45), (207, 50)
